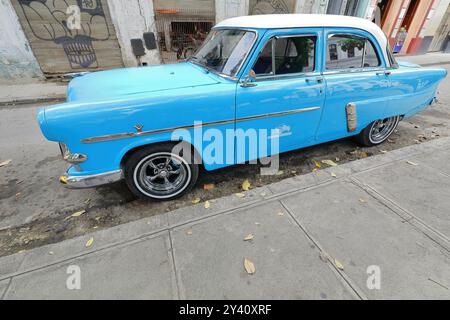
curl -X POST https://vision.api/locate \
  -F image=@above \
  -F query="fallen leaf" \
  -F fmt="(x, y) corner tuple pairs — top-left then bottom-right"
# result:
(387, 139), (395, 143)
(203, 183), (215, 190)
(0, 159), (12, 167)
(244, 234), (254, 241)
(71, 209), (86, 218)
(331, 172), (337, 178)
(291, 170), (297, 174)
(322, 159), (338, 167)
(192, 197), (201, 204)
(48, 251), (54, 255)
(335, 157), (340, 162)
(85, 237), (94, 248)
(359, 152), (368, 158)
(313, 160), (321, 168)
(319, 252), (330, 262)
(275, 170), (284, 175)
(186, 230), (193, 235)
(359, 198), (367, 203)
(244, 258), (256, 274)
(277, 212), (285, 216)
(380, 150), (388, 154)
(235, 192), (246, 198)
(254, 222), (260, 226)
(312, 168), (318, 173)
(407, 161), (418, 166)
(242, 179), (251, 191)
(84, 198), (91, 204)
(204, 200), (210, 209)
(334, 259), (344, 270)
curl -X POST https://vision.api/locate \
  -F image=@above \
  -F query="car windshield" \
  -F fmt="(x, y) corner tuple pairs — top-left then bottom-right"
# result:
(189, 29), (256, 77)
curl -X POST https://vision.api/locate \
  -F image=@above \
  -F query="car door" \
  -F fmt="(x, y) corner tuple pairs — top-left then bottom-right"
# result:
(316, 28), (392, 143)
(235, 28), (325, 164)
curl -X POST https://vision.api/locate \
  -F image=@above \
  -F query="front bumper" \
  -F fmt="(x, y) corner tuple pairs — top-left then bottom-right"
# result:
(59, 169), (123, 189)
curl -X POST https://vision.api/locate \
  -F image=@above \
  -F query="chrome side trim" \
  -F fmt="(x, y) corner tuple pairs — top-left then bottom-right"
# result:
(81, 106), (321, 144)
(60, 169), (123, 189)
(322, 67), (386, 76)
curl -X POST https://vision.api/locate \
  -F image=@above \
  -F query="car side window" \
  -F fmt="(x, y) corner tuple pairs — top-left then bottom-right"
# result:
(253, 35), (316, 76)
(326, 34), (381, 70)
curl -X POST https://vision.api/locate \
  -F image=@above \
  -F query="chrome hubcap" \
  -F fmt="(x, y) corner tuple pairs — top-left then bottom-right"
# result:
(369, 116), (399, 144)
(134, 153), (190, 197)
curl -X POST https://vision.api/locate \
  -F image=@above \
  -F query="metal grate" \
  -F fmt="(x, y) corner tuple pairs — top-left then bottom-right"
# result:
(154, 4), (215, 63)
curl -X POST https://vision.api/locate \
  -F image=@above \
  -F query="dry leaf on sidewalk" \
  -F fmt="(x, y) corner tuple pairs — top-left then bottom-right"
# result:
(0, 159), (12, 167)
(204, 200), (210, 209)
(322, 159), (338, 167)
(242, 179), (251, 191)
(244, 234), (254, 241)
(71, 210), (86, 218)
(359, 198), (367, 203)
(235, 192), (246, 198)
(244, 258), (256, 274)
(186, 230), (193, 235)
(203, 183), (215, 190)
(192, 198), (201, 204)
(277, 212), (285, 216)
(407, 161), (419, 166)
(331, 172), (337, 178)
(334, 259), (344, 270)
(313, 160), (321, 168)
(85, 237), (94, 248)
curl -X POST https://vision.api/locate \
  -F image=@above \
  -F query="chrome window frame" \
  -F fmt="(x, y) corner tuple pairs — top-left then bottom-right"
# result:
(250, 33), (319, 81)
(188, 28), (259, 81)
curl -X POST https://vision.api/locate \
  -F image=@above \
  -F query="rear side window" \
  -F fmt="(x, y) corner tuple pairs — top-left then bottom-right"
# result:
(253, 35), (316, 76)
(326, 34), (381, 70)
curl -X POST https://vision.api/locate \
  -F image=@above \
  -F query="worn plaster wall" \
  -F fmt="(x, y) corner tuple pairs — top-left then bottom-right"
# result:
(215, 0), (249, 22)
(108, 0), (161, 67)
(0, 0), (43, 83)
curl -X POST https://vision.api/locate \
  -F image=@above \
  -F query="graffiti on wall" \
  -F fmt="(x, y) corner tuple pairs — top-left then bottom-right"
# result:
(17, 0), (112, 69)
(249, 0), (296, 15)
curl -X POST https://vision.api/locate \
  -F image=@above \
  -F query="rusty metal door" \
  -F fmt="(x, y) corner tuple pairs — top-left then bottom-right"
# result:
(12, 0), (123, 76)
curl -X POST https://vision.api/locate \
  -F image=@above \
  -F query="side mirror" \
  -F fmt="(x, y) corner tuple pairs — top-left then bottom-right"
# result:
(240, 69), (257, 87)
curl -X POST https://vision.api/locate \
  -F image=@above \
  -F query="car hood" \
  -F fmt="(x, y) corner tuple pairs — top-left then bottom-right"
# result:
(66, 62), (220, 102)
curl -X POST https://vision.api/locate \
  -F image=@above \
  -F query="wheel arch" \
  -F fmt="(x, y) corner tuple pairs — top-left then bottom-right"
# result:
(119, 139), (203, 170)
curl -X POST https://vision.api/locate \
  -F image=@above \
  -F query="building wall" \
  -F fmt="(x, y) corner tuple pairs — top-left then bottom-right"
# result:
(216, 0), (249, 22)
(402, 0), (435, 54)
(0, 0), (42, 83)
(108, 0), (161, 67)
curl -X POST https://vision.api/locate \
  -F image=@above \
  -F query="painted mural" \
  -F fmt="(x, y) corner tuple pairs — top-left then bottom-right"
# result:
(12, 0), (123, 74)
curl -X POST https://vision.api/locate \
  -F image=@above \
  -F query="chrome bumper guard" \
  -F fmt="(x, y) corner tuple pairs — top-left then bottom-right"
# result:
(60, 169), (123, 189)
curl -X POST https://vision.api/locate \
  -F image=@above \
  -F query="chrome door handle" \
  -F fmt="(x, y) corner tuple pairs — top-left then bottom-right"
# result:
(240, 82), (258, 88)
(376, 70), (391, 76)
(306, 77), (323, 83)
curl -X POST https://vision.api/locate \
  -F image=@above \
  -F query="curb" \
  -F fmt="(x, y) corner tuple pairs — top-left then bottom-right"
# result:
(0, 96), (65, 107)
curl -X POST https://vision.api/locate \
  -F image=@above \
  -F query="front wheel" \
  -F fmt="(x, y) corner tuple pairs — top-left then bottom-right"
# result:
(355, 116), (401, 147)
(124, 143), (199, 200)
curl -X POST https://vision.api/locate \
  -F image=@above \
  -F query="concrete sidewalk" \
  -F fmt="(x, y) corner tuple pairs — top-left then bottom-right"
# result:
(1, 137), (449, 300)
(0, 81), (66, 106)
(0, 52), (449, 106)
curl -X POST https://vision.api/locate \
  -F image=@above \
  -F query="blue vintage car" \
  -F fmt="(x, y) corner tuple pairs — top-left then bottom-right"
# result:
(37, 14), (447, 200)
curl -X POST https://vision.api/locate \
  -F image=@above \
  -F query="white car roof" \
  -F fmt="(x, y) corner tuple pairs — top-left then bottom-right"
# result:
(215, 14), (389, 61)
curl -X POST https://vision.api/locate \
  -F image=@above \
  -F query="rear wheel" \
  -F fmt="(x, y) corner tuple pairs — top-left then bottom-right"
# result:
(124, 143), (198, 200)
(355, 116), (400, 147)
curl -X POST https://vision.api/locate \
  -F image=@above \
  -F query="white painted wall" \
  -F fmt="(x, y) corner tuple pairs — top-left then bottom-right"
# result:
(0, 0), (43, 83)
(108, 0), (161, 67)
(216, 0), (249, 23)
